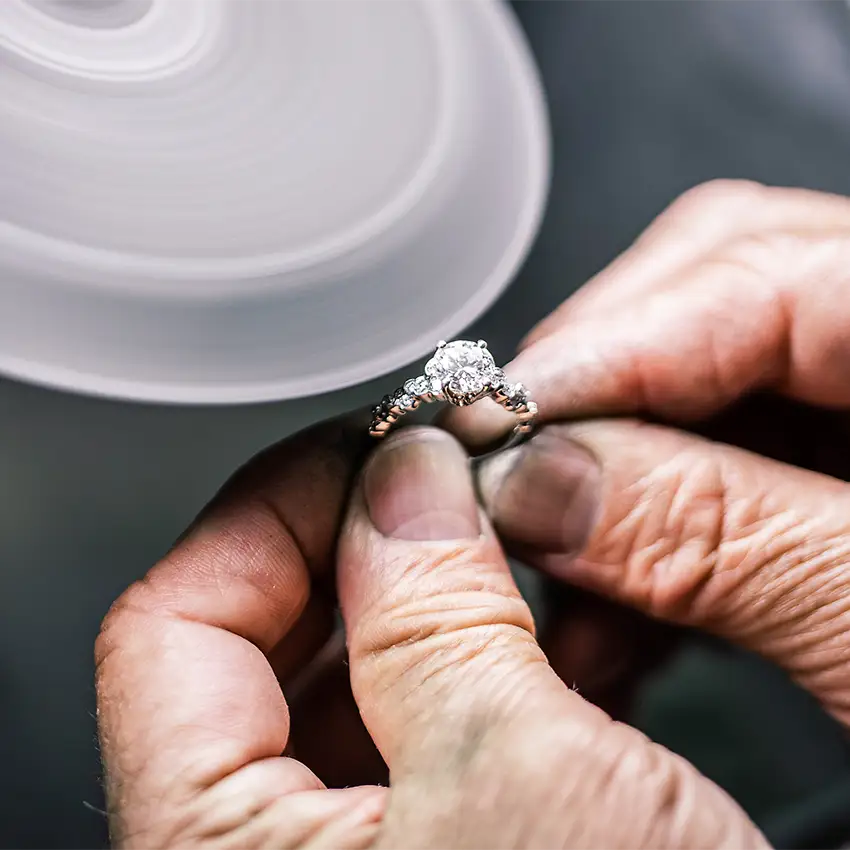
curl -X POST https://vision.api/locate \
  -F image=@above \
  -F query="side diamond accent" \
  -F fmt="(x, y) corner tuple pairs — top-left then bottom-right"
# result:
(371, 339), (536, 441)
(404, 376), (431, 396)
(504, 382), (528, 408)
(393, 390), (415, 409)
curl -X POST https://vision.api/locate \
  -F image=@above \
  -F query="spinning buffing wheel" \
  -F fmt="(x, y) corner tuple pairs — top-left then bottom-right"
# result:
(0, 0), (549, 403)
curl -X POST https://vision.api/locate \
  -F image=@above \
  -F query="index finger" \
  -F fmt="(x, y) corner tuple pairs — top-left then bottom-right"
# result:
(445, 187), (850, 447)
(95, 416), (370, 846)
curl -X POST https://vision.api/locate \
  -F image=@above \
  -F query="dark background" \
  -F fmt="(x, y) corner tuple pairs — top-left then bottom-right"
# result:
(4, 2), (850, 846)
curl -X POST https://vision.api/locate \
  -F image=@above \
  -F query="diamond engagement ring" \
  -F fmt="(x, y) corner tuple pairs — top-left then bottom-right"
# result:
(370, 339), (537, 448)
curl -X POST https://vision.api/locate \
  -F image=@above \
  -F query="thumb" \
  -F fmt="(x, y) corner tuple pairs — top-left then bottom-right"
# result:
(337, 427), (566, 771)
(338, 428), (767, 849)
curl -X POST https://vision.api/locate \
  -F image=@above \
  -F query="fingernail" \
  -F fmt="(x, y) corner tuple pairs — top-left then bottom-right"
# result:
(477, 428), (601, 554)
(364, 428), (481, 541)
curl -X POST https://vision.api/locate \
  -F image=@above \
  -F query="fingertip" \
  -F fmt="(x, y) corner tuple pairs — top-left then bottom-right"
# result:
(336, 426), (551, 768)
(338, 425), (486, 623)
(360, 426), (480, 541)
(437, 398), (517, 454)
(477, 425), (602, 556)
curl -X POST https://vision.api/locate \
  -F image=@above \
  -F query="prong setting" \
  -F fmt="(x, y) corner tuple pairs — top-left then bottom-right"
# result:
(370, 338), (536, 442)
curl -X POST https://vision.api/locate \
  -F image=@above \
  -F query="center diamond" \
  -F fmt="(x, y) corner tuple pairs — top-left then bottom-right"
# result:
(425, 340), (497, 405)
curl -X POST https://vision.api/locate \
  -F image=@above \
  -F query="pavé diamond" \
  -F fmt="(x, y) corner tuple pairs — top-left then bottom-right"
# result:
(393, 391), (415, 409)
(425, 340), (498, 405)
(404, 375), (432, 397)
(504, 382), (528, 409)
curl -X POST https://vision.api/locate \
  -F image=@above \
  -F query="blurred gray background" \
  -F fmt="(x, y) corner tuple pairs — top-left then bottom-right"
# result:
(5, 2), (850, 846)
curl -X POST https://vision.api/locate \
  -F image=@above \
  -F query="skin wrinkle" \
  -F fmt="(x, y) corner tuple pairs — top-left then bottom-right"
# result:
(382, 668), (555, 800)
(348, 552), (534, 681)
(361, 591), (536, 653)
(112, 179), (850, 847)
(715, 526), (850, 648)
(175, 763), (299, 843)
(96, 632), (197, 799)
(573, 431), (849, 653)
(163, 788), (271, 847)
(520, 180), (770, 345)
(764, 555), (848, 627)
(348, 546), (543, 733)
(511, 715), (726, 849)
(97, 611), (290, 786)
(130, 502), (311, 654)
(613, 736), (678, 847)
(385, 544), (515, 602)
(656, 270), (781, 418)
(205, 789), (383, 850)
(645, 472), (724, 620)
(381, 707), (606, 848)
(98, 619), (268, 811)
(465, 236), (850, 450)
(527, 741), (615, 848)
(574, 442), (850, 733)
(579, 448), (725, 622)
(770, 616), (850, 658)
(588, 472), (654, 574)
(358, 623), (546, 730)
(684, 230), (830, 407)
(707, 521), (816, 630)
(385, 185), (850, 845)
(487, 404), (850, 739)
(157, 781), (384, 850)
(633, 228), (800, 413)
(403, 628), (541, 696)
(644, 454), (765, 625)
(794, 647), (850, 685)
(96, 416), (385, 846)
(347, 522), (533, 657)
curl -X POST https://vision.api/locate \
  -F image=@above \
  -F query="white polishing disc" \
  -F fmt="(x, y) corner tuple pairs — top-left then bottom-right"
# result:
(0, 0), (549, 403)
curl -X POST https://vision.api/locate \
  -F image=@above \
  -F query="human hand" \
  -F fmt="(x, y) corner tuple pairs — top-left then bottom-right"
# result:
(445, 180), (850, 730)
(95, 412), (766, 848)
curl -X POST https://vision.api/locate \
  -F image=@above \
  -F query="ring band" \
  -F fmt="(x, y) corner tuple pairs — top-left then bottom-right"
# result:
(369, 339), (537, 448)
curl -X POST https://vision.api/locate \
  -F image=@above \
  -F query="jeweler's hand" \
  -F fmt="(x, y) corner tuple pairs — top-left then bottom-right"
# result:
(445, 179), (850, 730)
(95, 416), (766, 848)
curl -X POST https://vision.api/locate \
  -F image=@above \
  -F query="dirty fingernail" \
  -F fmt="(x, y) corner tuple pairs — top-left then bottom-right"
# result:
(364, 428), (481, 541)
(477, 427), (601, 554)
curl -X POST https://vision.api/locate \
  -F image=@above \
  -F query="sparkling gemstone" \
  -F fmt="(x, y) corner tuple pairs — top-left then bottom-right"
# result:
(448, 368), (484, 396)
(490, 368), (507, 390)
(393, 391), (415, 409)
(404, 375), (432, 396)
(505, 382), (528, 408)
(425, 340), (498, 401)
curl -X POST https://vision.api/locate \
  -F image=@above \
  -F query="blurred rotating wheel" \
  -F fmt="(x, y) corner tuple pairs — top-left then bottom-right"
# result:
(0, 0), (549, 403)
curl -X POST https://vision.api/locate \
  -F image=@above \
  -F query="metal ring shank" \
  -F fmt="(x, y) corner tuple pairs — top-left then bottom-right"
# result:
(369, 378), (538, 451)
